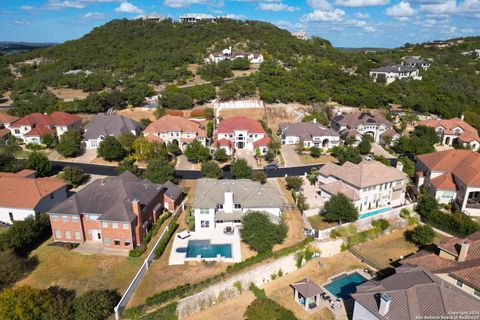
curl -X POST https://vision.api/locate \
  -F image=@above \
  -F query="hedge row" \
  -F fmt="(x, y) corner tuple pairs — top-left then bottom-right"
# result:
(153, 221), (178, 259)
(422, 210), (480, 237)
(129, 212), (173, 258)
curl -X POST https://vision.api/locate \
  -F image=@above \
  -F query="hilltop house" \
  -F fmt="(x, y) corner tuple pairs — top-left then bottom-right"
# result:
(206, 47), (264, 64)
(47, 172), (183, 251)
(143, 115), (206, 150)
(369, 64), (421, 84)
(192, 178), (283, 232)
(401, 56), (431, 70)
(402, 232), (480, 299)
(0, 170), (67, 224)
(417, 117), (480, 151)
(179, 13), (217, 23)
(83, 113), (140, 149)
(141, 13), (164, 22)
(351, 265), (480, 320)
(9, 112), (81, 145)
(317, 160), (407, 213)
(279, 119), (340, 149)
(415, 149), (480, 216)
(214, 116), (270, 155)
(291, 31), (307, 40)
(0, 113), (17, 143)
(331, 112), (398, 144)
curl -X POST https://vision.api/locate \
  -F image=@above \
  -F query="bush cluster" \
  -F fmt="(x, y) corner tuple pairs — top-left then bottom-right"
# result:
(153, 221), (178, 258)
(129, 212), (172, 258)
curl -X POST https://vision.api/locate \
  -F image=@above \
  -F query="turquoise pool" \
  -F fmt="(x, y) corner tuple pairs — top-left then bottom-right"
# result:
(179, 240), (232, 258)
(324, 272), (367, 300)
(359, 207), (391, 219)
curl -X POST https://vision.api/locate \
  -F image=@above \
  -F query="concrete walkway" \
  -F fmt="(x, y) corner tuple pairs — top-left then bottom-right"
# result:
(176, 155), (194, 170)
(281, 145), (303, 167)
(370, 143), (395, 159)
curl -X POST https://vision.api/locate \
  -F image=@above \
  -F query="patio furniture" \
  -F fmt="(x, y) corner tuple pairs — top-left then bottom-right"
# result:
(224, 226), (235, 235)
(177, 230), (191, 239)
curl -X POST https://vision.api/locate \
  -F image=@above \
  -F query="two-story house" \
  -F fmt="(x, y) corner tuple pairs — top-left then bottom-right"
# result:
(401, 56), (431, 70)
(279, 119), (340, 149)
(331, 112), (398, 144)
(0, 113), (17, 143)
(317, 160), (407, 213)
(9, 112), (81, 145)
(417, 117), (480, 151)
(0, 170), (67, 224)
(415, 149), (480, 216)
(215, 116), (270, 155)
(83, 113), (140, 149)
(206, 47), (264, 64)
(369, 64), (421, 84)
(47, 172), (183, 252)
(192, 178), (283, 232)
(143, 115), (206, 150)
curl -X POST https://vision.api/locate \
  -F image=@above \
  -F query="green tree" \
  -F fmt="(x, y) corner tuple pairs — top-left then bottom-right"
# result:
(183, 140), (211, 163)
(143, 157), (175, 184)
(0, 251), (38, 290)
(231, 158), (252, 179)
(166, 142), (181, 155)
(132, 136), (154, 161)
(416, 192), (439, 219)
(118, 133), (137, 154)
(405, 225), (435, 245)
(154, 107), (166, 119)
(357, 136), (372, 155)
(245, 298), (298, 320)
(0, 214), (51, 255)
(117, 158), (141, 176)
(323, 193), (358, 223)
(0, 286), (55, 320)
(240, 212), (287, 253)
(60, 166), (86, 187)
(73, 290), (120, 320)
(231, 57), (250, 70)
(56, 130), (82, 158)
(331, 146), (362, 164)
(310, 147), (321, 158)
(27, 151), (51, 177)
(296, 193), (309, 212)
(201, 161), (223, 178)
(206, 121), (214, 139)
(402, 157), (415, 178)
(285, 176), (303, 191)
(40, 133), (56, 149)
(97, 136), (125, 161)
(214, 148), (229, 162)
(251, 171), (267, 184)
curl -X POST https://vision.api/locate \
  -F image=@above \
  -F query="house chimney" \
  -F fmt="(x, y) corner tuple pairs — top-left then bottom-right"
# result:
(379, 293), (392, 316)
(461, 114), (465, 121)
(313, 118), (317, 124)
(224, 191), (234, 214)
(132, 199), (142, 246)
(396, 161), (404, 172)
(458, 241), (469, 262)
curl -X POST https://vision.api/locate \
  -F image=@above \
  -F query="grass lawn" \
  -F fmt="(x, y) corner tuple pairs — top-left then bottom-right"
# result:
(308, 215), (338, 230)
(16, 239), (143, 295)
(299, 154), (336, 165)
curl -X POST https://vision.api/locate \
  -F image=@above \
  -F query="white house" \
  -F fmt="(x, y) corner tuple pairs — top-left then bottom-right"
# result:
(192, 179), (283, 232)
(0, 170), (67, 224)
(369, 64), (421, 84)
(291, 31), (307, 40)
(279, 119), (340, 149)
(179, 13), (217, 23)
(415, 149), (480, 216)
(401, 56), (431, 70)
(206, 47), (264, 64)
(317, 160), (407, 213)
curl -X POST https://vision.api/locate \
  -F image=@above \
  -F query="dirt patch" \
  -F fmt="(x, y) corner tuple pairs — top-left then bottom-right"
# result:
(48, 87), (89, 101)
(117, 108), (156, 122)
(265, 103), (312, 131)
(274, 210), (305, 251)
(219, 108), (266, 121)
(299, 154), (336, 165)
(0, 91), (13, 107)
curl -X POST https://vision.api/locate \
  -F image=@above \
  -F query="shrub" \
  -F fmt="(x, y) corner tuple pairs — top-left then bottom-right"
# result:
(249, 283), (266, 298)
(240, 212), (287, 253)
(244, 297), (298, 320)
(330, 224), (358, 238)
(154, 221), (178, 258)
(405, 225), (435, 245)
(26, 143), (46, 150)
(310, 147), (321, 157)
(40, 133), (56, 148)
(285, 176), (303, 191)
(129, 212), (172, 257)
(0, 214), (51, 255)
(97, 136), (125, 161)
(0, 250), (38, 290)
(73, 289), (121, 320)
(323, 193), (359, 223)
(233, 281), (243, 294)
(251, 171), (267, 184)
(372, 219), (390, 231)
(214, 148), (229, 162)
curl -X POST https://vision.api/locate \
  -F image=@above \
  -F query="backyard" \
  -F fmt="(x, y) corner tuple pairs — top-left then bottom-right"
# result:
(308, 215), (338, 230)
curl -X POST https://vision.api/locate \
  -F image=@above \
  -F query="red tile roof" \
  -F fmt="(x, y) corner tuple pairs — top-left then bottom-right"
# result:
(418, 118), (480, 141)
(24, 126), (54, 137)
(0, 128), (10, 139)
(48, 111), (81, 126)
(216, 138), (233, 147)
(216, 116), (266, 134)
(253, 136), (271, 147)
(430, 173), (456, 191)
(144, 115), (203, 134)
(144, 134), (164, 143)
(10, 112), (80, 128)
(0, 113), (18, 124)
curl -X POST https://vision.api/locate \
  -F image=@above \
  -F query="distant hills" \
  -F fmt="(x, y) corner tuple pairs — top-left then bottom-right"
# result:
(0, 41), (56, 55)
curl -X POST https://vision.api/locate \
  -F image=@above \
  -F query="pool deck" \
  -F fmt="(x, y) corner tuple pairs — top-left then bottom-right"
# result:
(168, 227), (242, 265)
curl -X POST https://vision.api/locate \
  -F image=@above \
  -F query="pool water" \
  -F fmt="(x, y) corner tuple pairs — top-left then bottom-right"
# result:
(324, 272), (367, 299)
(359, 207), (391, 219)
(184, 240), (232, 258)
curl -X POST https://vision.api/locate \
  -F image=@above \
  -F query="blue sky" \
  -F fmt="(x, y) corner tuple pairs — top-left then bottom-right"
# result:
(1, 0), (479, 47)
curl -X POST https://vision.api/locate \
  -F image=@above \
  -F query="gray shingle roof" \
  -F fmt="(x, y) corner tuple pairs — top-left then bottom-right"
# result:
(83, 113), (140, 140)
(291, 278), (323, 298)
(332, 112), (393, 129)
(351, 265), (480, 320)
(370, 64), (418, 73)
(48, 172), (165, 222)
(279, 121), (339, 140)
(163, 181), (183, 202)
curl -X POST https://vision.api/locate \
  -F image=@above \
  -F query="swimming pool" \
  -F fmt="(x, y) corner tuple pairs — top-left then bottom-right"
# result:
(324, 272), (367, 300)
(359, 207), (391, 219)
(179, 240), (232, 258)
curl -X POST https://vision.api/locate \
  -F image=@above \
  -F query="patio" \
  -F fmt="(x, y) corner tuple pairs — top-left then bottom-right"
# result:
(73, 240), (129, 257)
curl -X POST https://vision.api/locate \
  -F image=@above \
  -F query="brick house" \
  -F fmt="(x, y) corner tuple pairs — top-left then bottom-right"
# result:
(47, 172), (183, 251)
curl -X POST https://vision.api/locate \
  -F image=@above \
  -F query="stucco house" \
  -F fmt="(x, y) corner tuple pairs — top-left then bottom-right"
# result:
(206, 47), (264, 64)
(0, 170), (67, 224)
(0, 113), (17, 143)
(317, 160), (407, 213)
(179, 13), (217, 23)
(351, 265), (480, 320)
(192, 178), (283, 232)
(369, 64), (421, 84)
(9, 112), (81, 145)
(417, 117), (480, 151)
(415, 149), (480, 216)
(47, 172), (183, 252)
(214, 116), (270, 155)
(279, 119), (340, 149)
(82, 113), (140, 149)
(331, 112), (398, 144)
(401, 56), (431, 70)
(143, 115), (206, 150)
(402, 232), (480, 299)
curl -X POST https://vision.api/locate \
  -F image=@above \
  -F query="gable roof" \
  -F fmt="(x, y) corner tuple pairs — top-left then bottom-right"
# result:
(24, 126), (54, 137)
(163, 181), (183, 202)
(291, 278), (323, 298)
(0, 172), (66, 209)
(332, 112), (392, 129)
(216, 116), (266, 134)
(83, 114), (140, 140)
(48, 172), (164, 222)
(279, 121), (339, 140)
(352, 265), (480, 320)
(0, 113), (18, 125)
(143, 115), (203, 134)
(319, 180), (361, 201)
(48, 111), (81, 126)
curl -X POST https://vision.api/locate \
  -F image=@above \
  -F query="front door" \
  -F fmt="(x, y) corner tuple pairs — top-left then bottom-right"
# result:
(91, 229), (101, 241)
(237, 141), (244, 149)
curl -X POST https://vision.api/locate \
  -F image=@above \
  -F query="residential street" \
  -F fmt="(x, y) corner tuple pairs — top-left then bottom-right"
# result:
(280, 145), (303, 167)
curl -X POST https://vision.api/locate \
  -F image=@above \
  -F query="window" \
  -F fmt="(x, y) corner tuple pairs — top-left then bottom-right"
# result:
(62, 215), (68, 222)
(89, 215), (99, 220)
(114, 239), (121, 246)
(72, 216), (78, 222)
(112, 222), (119, 229)
(50, 193), (54, 199)
(52, 214), (58, 221)
(74, 232), (81, 240)
(65, 231), (71, 240)
(200, 208), (209, 214)
(14, 129), (20, 134)
(455, 280), (464, 288)
(123, 223), (130, 229)
(55, 230), (62, 239)
(104, 238), (110, 246)
(102, 222), (108, 228)
(216, 204), (223, 209)
(200, 220), (210, 228)
(234, 204), (241, 209)
(124, 239), (131, 246)
(474, 289), (480, 297)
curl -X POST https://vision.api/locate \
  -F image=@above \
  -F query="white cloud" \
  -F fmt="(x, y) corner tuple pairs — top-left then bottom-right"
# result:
(19, 5), (34, 10)
(307, 0), (334, 11)
(164, 0), (217, 8)
(259, 2), (299, 12)
(385, 1), (417, 18)
(115, 2), (144, 14)
(355, 12), (370, 18)
(223, 13), (247, 19)
(364, 26), (375, 32)
(460, 28), (474, 33)
(47, 1), (86, 9)
(82, 12), (106, 20)
(302, 8), (346, 21)
(335, 0), (389, 7)
(419, 0), (455, 14)
(13, 19), (32, 25)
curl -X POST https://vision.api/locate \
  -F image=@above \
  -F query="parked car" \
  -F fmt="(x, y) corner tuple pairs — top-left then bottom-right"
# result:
(264, 163), (279, 171)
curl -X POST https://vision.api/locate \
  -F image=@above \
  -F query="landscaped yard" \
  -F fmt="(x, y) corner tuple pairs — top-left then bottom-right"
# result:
(16, 239), (143, 295)
(299, 154), (336, 165)
(308, 215), (338, 230)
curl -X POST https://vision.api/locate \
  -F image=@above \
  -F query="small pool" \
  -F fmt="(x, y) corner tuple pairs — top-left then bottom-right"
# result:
(185, 240), (232, 258)
(324, 272), (367, 300)
(359, 207), (391, 219)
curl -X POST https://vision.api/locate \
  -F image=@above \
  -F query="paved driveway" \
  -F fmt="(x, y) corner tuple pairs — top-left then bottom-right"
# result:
(235, 148), (260, 169)
(300, 177), (324, 209)
(281, 145), (303, 167)
(371, 143), (395, 159)
(176, 155), (193, 170)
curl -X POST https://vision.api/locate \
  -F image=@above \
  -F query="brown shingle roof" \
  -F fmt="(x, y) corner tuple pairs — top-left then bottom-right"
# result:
(319, 180), (360, 201)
